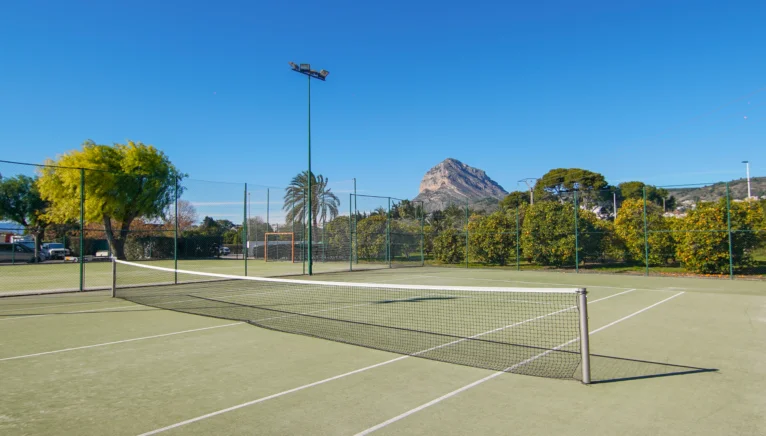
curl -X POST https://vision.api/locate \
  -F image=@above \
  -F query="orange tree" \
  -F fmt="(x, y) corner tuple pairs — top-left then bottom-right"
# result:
(432, 227), (464, 264)
(520, 201), (602, 267)
(467, 209), (519, 266)
(673, 200), (763, 274)
(614, 198), (675, 265)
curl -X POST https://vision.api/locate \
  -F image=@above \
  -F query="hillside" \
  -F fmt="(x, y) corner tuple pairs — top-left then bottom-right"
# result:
(413, 158), (507, 212)
(667, 177), (766, 204)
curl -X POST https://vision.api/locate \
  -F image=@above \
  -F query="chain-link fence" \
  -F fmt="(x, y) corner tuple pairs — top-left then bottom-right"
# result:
(3, 156), (763, 296)
(428, 179), (766, 279)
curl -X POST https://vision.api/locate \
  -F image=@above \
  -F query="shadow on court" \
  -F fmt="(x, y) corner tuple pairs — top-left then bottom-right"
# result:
(581, 353), (718, 384)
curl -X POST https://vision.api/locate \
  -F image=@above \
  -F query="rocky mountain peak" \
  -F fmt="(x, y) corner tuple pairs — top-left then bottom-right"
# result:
(413, 158), (507, 212)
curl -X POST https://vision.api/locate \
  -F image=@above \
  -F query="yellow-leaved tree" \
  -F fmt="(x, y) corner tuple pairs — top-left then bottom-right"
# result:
(36, 140), (184, 260)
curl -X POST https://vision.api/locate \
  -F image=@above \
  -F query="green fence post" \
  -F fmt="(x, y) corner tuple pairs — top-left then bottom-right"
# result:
(174, 177), (178, 284)
(642, 186), (650, 276)
(573, 190), (579, 273)
(726, 182), (734, 280)
(516, 206), (520, 271)
(420, 203), (425, 266)
(387, 197), (391, 268)
(79, 168), (84, 292)
(243, 183), (248, 276)
(465, 206), (469, 269)
(348, 193), (354, 271)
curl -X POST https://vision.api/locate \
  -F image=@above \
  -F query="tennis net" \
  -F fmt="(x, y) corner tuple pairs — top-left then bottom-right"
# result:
(112, 260), (590, 381)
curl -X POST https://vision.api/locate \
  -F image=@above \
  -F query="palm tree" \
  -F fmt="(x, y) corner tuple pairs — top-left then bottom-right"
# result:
(283, 171), (340, 231)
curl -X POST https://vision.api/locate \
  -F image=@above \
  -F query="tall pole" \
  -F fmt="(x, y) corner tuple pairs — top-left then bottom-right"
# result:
(248, 191), (251, 259)
(743, 161), (751, 199)
(642, 186), (650, 276)
(307, 75), (313, 275)
(613, 191), (618, 220)
(353, 178), (357, 264)
(79, 168), (84, 292)
(266, 188), (270, 233)
(174, 177), (178, 284)
(244, 183), (248, 276)
(726, 183), (734, 279)
(573, 190), (579, 273)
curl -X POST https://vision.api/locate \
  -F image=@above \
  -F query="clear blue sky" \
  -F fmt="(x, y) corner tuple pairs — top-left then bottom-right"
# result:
(1, 0), (764, 219)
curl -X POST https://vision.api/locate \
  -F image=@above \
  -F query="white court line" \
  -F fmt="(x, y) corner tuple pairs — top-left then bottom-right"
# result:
(0, 322), (244, 362)
(417, 272), (728, 293)
(354, 291), (685, 436)
(137, 288), (635, 435)
(0, 299), (114, 314)
(0, 304), (144, 322)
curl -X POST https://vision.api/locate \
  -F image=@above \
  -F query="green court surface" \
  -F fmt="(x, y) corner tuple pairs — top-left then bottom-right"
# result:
(0, 259), (385, 295)
(1, 267), (764, 435)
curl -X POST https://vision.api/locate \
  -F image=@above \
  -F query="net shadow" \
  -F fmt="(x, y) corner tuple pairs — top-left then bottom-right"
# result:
(579, 353), (717, 384)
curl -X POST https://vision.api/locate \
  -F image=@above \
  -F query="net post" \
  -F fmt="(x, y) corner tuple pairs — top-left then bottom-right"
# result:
(578, 288), (591, 384)
(111, 257), (116, 298)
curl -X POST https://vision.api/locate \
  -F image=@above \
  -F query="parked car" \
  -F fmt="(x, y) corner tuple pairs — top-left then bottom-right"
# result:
(219, 246), (231, 255)
(0, 243), (45, 263)
(41, 242), (71, 260)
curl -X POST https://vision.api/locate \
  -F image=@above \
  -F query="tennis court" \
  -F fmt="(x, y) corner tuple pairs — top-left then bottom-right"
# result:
(1, 265), (764, 435)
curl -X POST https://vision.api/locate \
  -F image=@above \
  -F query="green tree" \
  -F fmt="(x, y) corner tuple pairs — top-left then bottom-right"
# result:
(673, 200), (763, 274)
(283, 172), (340, 230)
(324, 215), (351, 260)
(499, 191), (530, 210)
(617, 181), (675, 210)
(0, 174), (48, 260)
(533, 168), (608, 207)
(467, 211), (517, 265)
(355, 215), (387, 261)
(520, 201), (602, 267)
(614, 198), (675, 265)
(433, 228), (464, 264)
(37, 140), (183, 259)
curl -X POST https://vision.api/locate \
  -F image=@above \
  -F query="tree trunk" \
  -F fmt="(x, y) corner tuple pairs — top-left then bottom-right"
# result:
(103, 216), (135, 260)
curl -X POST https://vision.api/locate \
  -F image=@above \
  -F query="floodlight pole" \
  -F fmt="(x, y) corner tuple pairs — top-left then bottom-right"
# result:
(290, 62), (329, 275)
(742, 161), (751, 199)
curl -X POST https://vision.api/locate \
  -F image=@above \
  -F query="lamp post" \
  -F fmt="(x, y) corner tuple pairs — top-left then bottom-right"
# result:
(742, 160), (751, 199)
(289, 62), (329, 275)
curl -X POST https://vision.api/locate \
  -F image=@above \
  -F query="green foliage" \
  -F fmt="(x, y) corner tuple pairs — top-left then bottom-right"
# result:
(0, 174), (47, 228)
(36, 140), (183, 260)
(673, 200), (763, 274)
(520, 201), (602, 267)
(355, 215), (387, 261)
(499, 191), (530, 210)
(614, 198), (675, 265)
(390, 219), (422, 260)
(467, 211), (516, 265)
(521, 201), (577, 266)
(617, 181), (675, 209)
(432, 228), (464, 264)
(283, 172), (340, 227)
(533, 168), (608, 203)
(324, 215), (351, 258)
